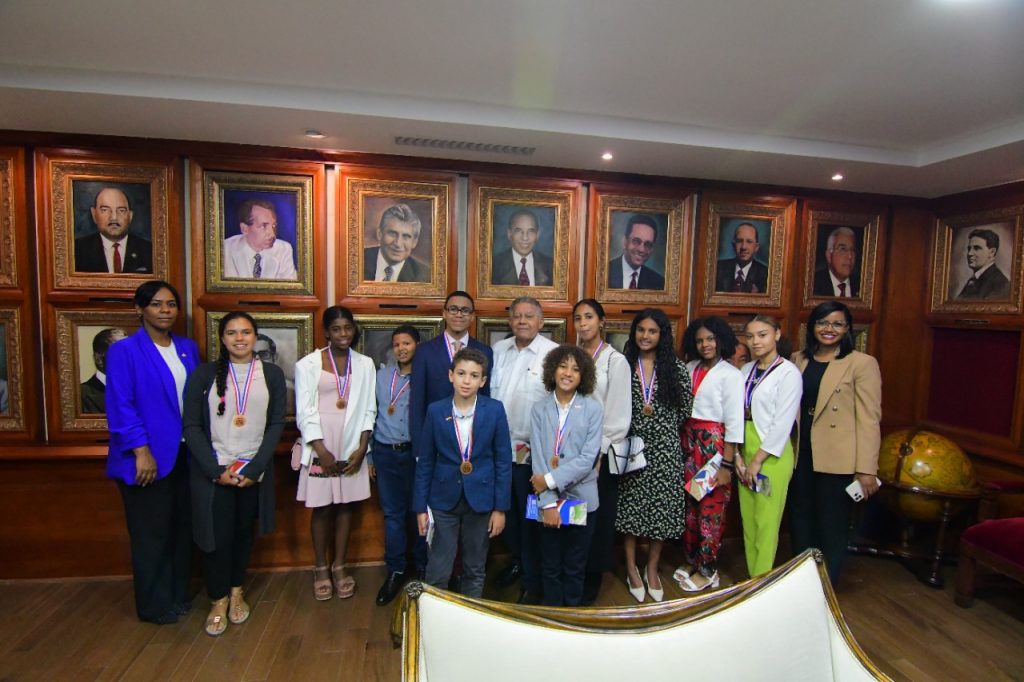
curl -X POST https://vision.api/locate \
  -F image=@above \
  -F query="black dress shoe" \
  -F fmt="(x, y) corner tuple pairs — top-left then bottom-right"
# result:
(376, 571), (406, 606)
(581, 572), (602, 606)
(495, 562), (522, 588)
(143, 610), (179, 625)
(447, 575), (462, 593)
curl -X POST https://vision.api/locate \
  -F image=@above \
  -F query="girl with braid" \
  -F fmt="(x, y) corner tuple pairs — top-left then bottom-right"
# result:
(183, 312), (287, 636)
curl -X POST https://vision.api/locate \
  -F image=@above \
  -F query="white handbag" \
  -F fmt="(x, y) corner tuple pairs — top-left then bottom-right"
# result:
(608, 435), (646, 475)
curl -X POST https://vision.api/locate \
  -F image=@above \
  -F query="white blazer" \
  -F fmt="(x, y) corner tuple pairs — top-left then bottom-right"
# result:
(740, 359), (802, 458)
(686, 359), (745, 444)
(295, 347), (377, 466)
(593, 343), (632, 453)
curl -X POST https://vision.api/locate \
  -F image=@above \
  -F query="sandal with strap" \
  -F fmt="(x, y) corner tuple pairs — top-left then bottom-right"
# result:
(205, 596), (229, 637)
(228, 586), (250, 624)
(672, 561), (696, 582)
(332, 563), (356, 599)
(680, 571), (720, 593)
(313, 565), (333, 601)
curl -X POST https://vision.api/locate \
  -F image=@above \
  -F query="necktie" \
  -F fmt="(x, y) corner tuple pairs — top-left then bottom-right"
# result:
(112, 242), (122, 273)
(253, 253), (262, 278)
(518, 257), (530, 286)
(733, 269), (745, 292)
(383, 265), (394, 282)
(451, 340), (463, 354)
(629, 271), (637, 289)
(838, 282), (847, 297)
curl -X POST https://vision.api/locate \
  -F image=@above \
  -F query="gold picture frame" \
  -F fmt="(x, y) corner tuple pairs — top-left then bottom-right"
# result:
(0, 308), (25, 431)
(802, 210), (881, 310)
(929, 206), (1023, 314)
(476, 316), (567, 348)
(354, 315), (443, 370)
(703, 200), (792, 308)
(603, 316), (682, 354)
(0, 150), (19, 288)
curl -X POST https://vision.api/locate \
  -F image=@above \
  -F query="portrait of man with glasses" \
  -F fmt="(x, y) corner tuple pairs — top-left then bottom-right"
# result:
(73, 183), (154, 274)
(813, 225), (862, 298)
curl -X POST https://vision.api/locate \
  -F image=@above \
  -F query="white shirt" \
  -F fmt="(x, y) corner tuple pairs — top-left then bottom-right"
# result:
(95, 370), (107, 386)
(375, 251), (407, 282)
(100, 234), (130, 273)
(223, 234), (298, 280)
(444, 331), (470, 356)
(686, 359), (744, 443)
(740, 359), (802, 457)
(491, 333), (558, 454)
(827, 270), (853, 297)
(510, 251), (536, 285)
(592, 343), (631, 452)
(967, 262), (996, 283)
(452, 398), (477, 458)
(619, 255), (641, 288)
(734, 261), (753, 279)
(154, 341), (187, 415)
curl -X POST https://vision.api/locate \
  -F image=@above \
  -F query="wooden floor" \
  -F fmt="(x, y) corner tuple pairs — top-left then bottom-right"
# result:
(1, 549), (1021, 681)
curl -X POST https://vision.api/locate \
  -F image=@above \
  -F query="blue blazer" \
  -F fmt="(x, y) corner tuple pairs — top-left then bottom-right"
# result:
(105, 328), (201, 484)
(412, 395), (512, 514)
(530, 394), (603, 511)
(409, 333), (492, 457)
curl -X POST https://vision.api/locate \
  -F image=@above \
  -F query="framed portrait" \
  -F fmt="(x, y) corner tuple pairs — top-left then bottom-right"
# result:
(354, 315), (443, 370)
(201, 168), (316, 295)
(343, 170), (455, 299)
(602, 317), (681, 354)
(476, 316), (567, 348)
(802, 211), (880, 309)
(54, 310), (142, 431)
(0, 148), (24, 288)
(591, 189), (693, 307)
(0, 308), (25, 430)
(39, 151), (175, 290)
(469, 178), (580, 302)
(797, 322), (870, 355)
(205, 311), (316, 418)
(702, 199), (793, 308)
(930, 206), (1023, 314)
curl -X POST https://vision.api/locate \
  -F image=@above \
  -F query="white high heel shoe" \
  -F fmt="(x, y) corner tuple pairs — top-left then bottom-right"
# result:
(643, 565), (664, 602)
(626, 565), (646, 603)
(680, 571), (720, 592)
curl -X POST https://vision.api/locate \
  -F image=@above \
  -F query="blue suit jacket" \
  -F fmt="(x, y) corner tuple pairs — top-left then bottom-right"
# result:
(105, 328), (201, 484)
(409, 333), (492, 458)
(530, 394), (603, 511)
(412, 395), (512, 514)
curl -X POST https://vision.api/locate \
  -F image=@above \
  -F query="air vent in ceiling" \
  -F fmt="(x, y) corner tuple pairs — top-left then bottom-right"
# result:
(394, 136), (535, 156)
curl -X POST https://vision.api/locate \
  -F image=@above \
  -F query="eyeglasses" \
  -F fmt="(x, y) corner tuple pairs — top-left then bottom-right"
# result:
(830, 244), (857, 256)
(814, 320), (849, 331)
(445, 306), (473, 316)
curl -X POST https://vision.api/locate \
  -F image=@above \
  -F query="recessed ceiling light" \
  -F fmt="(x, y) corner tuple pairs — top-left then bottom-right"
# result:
(601, 152), (614, 161)
(305, 129), (326, 139)
(831, 173), (844, 181)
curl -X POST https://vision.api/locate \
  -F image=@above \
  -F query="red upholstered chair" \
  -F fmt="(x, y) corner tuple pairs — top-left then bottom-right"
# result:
(955, 481), (1024, 607)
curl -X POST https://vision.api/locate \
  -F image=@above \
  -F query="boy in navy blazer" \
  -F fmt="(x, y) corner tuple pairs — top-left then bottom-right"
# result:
(414, 348), (512, 598)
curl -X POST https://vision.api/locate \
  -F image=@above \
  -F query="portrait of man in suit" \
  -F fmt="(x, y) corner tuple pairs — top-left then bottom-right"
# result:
(254, 330), (296, 413)
(714, 220), (770, 293)
(363, 203), (432, 283)
(956, 228), (1011, 300)
(80, 327), (126, 414)
(223, 198), (298, 280)
(491, 209), (554, 286)
(73, 185), (153, 274)
(813, 225), (861, 298)
(606, 213), (666, 290)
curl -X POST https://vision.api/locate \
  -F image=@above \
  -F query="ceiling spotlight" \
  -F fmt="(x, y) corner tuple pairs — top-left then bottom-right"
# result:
(601, 152), (614, 161)
(831, 173), (844, 181)
(304, 129), (326, 139)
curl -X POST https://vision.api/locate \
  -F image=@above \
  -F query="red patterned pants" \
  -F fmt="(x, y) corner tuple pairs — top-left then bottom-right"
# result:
(682, 419), (731, 577)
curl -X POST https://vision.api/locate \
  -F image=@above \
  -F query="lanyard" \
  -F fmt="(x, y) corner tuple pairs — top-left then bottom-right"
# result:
(228, 356), (256, 426)
(327, 348), (352, 406)
(744, 355), (783, 410)
(387, 369), (411, 415)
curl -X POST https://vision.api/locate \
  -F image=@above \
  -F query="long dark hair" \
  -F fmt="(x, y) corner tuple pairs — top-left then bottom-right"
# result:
(681, 316), (737, 363)
(623, 308), (684, 409)
(804, 301), (855, 359)
(216, 312), (258, 417)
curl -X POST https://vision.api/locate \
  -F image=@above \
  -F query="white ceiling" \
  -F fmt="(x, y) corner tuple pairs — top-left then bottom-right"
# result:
(1, 0), (1022, 197)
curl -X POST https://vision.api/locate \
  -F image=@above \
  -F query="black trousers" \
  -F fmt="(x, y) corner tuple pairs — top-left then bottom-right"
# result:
(586, 461), (619, 574)
(788, 449), (855, 586)
(117, 449), (192, 622)
(540, 512), (597, 606)
(501, 462), (542, 595)
(203, 483), (260, 600)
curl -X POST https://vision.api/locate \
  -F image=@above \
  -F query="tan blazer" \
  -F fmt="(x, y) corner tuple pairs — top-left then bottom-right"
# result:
(791, 350), (882, 475)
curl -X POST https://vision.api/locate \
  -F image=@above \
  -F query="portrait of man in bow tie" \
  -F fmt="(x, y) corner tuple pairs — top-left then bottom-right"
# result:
(72, 182), (153, 275)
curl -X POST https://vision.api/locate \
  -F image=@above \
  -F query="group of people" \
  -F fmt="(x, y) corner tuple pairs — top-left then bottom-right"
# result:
(104, 280), (882, 637)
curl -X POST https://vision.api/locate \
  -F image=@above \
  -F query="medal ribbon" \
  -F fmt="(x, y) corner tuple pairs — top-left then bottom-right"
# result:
(553, 394), (575, 460)
(388, 368), (411, 412)
(327, 348), (352, 403)
(229, 356), (256, 418)
(590, 340), (605, 360)
(637, 361), (656, 408)
(452, 406), (474, 463)
(444, 333), (460, 364)
(744, 355), (783, 410)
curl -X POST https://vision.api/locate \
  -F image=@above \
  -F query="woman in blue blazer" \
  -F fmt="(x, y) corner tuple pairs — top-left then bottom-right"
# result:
(105, 280), (200, 624)
(529, 344), (604, 607)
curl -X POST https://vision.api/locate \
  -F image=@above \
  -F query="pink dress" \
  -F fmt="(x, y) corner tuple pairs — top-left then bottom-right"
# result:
(296, 370), (371, 506)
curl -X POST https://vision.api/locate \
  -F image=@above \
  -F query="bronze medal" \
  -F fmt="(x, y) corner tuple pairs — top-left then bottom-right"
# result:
(233, 415), (246, 427)
(460, 460), (473, 475)
(336, 398), (347, 410)
(550, 455), (560, 469)
(642, 403), (654, 416)
(387, 405), (395, 416)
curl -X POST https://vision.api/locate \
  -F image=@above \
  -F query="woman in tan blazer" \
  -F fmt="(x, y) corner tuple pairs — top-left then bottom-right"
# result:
(790, 301), (881, 586)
